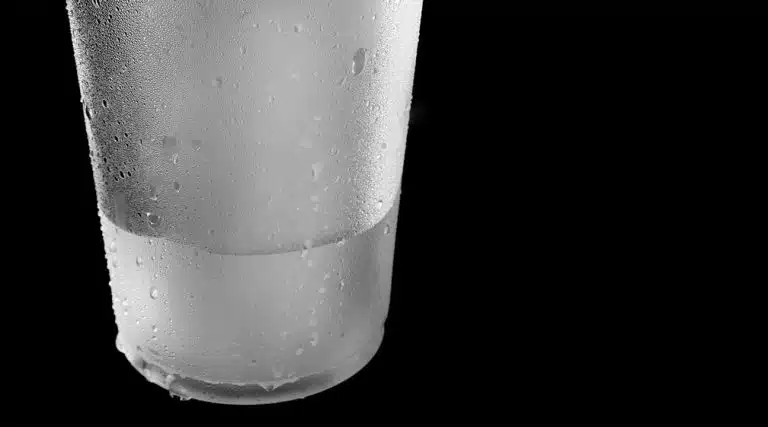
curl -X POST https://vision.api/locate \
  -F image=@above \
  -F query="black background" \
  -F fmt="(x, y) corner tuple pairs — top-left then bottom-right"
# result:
(8, 1), (765, 425)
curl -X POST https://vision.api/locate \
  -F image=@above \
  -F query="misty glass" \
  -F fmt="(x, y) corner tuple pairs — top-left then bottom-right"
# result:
(67, 0), (421, 404)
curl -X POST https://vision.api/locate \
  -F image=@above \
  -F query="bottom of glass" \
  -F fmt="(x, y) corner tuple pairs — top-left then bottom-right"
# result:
(117, 332), (384, 405)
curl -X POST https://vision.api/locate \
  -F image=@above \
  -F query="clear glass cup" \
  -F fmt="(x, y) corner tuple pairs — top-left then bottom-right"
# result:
(66, 0), (422, 404)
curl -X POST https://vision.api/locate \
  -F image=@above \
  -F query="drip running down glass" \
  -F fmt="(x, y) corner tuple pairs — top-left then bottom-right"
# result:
(67, 0), (422, 404)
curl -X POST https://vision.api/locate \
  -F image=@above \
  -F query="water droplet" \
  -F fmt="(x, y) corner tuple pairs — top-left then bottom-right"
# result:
(162, 136), (177, 152)
(318, 287), (326, 294)
(272, 363), (284, 379)
(191, 139), (203, 151)
(136, 256), (144, 267)
(300, 239), (312, 259)
(352, 48), (368, 76)
(293, 24), (303, 33)
(212, 76), (224, 88)
(147, 212), (161, 228)
(171, 153), (179, 164)
(311, 162), (323, 181)
(173, 181), (181, 192)
(149, 287), (159, 300)
(149, 184), (158, 201)
(376, 199), (383, 210)
(108, 240), (117, 253)
(310, 331), (319, 346)
(123, 307), (129, 316)
(329, 146), (339, 156)
(384, 224), (391, 235)
(296, 347), (304, 355)
(152, 325), (158, 333)
(323, 272), (331, 280)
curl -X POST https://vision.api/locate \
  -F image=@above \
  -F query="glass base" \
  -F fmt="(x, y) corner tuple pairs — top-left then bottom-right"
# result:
(116, 331), (384, 405)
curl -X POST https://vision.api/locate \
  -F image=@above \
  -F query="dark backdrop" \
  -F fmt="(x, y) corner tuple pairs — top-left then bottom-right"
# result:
(8, 2), (764, 425)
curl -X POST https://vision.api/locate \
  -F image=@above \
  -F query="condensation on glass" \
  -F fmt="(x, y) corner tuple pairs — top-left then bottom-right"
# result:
(67, 0), (422, 404)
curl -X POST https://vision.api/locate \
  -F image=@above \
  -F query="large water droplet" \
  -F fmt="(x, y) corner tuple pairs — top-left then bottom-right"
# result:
(136, 256), (144, 267)
(352, 48), (368, 76)
(147, 212), (161, 228)
(311, 162), (323, 181)
(149, 286), (159, 300)
(384, 224), (391, 235)
(162, 136), (177, 152)
(149, 184), (159, 201)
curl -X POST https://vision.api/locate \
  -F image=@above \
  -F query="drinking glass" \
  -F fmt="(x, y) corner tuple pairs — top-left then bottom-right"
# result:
(66, 0), (422, 404)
